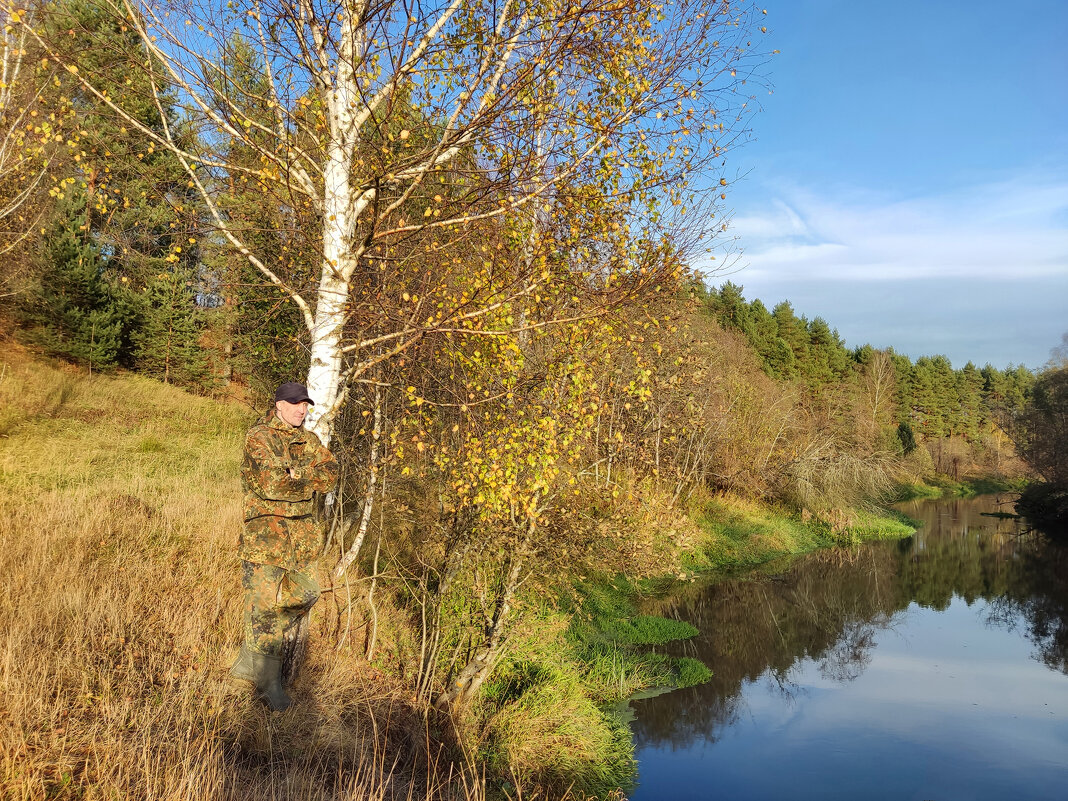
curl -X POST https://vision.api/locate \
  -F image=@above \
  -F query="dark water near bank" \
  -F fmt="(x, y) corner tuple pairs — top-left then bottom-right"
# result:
(627, 496), (1068, 801)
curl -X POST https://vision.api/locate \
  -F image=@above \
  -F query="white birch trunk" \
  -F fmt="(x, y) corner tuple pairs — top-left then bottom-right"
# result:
(304, 6), (362, 444)
(305, 193), (351, 446)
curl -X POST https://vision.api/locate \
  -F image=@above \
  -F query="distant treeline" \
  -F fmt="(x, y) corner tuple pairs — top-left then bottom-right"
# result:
(702, 281), (1035, 467)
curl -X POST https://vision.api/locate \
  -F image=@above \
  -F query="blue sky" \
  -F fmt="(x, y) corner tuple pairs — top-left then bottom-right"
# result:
(708, 0), (1068, 370)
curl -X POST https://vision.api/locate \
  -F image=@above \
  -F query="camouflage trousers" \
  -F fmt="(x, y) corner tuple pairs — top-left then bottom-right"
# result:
(241, 561), (321, 656)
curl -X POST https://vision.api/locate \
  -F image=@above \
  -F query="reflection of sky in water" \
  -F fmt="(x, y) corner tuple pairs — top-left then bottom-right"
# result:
(631, 596), (1068, 801)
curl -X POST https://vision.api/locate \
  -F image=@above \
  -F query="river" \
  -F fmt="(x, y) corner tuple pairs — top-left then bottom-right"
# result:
(626, 495), (1068, 800)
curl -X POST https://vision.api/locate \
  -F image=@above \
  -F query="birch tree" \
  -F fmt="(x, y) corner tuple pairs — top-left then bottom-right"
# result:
(16, 0), (766, 445)
(0, 3), (78, 297)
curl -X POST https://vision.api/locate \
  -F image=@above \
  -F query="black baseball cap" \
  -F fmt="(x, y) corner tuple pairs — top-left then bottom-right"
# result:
(274, 382), (315, 405)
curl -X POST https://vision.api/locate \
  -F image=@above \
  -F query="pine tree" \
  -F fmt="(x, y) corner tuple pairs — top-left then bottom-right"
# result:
(132, 268), (209, 388)
(772, 301), (809, 371)
(956, 361), (984, 440)
(897, 421), (918, 455)
(22, 0), (214, 390)
(20, 192), (131, 369)
(745, 299), (797, 379)
(710, 281), (750, 330)
(804, 317), (848, 387)
(890, 351), (916, 426)
(211, 35), (311, 391)
(44, 0), (201, 287)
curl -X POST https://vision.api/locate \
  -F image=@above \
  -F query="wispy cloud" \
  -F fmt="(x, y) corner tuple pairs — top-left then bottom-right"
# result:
(723, 172), (1068, 282)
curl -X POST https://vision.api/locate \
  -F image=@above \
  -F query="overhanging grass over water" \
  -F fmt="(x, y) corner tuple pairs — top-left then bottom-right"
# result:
(681, 493), (915, 574)
(472, 577), (715, 796)
(892, 475), (1025, 503)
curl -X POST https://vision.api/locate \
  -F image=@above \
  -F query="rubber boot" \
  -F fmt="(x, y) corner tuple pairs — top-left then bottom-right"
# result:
(253, 651), (292, 712)
(229, 644), (258, 684)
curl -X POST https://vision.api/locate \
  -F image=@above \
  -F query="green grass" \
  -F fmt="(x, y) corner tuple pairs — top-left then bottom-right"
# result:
(892, 474), (1023, 503)
(962, 475), (1026, 495)
(847, 509), (918, 540)
(560, 576), (713, 705)
(137, 435), (166, 453)
(476, 610), (641, 797)
(890, 481), (945, 502)
(676, 656), (714, 688)
(683, 495), (832, 573)
(599, 615), (698, 645)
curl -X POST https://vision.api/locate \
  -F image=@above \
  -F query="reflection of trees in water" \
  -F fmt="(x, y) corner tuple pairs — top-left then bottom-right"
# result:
(818, 615), (891, 683)
(894, 496), (1024, 610)
(631, 546), (901, 747)
(984, 541), (1068, 674)
(630, 497), (1068, 748)
(899, 497), (1068, 672)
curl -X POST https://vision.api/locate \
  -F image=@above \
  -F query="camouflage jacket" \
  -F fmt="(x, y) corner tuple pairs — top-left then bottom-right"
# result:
(240, 413), (339, 570)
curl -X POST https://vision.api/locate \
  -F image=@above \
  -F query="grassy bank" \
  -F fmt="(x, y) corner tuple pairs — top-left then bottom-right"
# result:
(481, 491), (917, 795)
(892, 474), (1025, 503)
(0, 353), (492, 801)
(0, 350), (916, 800)
(682, 492), (914, 572)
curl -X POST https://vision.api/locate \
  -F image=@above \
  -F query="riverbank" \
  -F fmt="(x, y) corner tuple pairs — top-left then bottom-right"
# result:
(476, 468), (1058, 793)
(1015, 482), (1068, 536)
(482, 491), (917, 795)
(0, 352), (915, 800)
(892, 474), (1025, 502)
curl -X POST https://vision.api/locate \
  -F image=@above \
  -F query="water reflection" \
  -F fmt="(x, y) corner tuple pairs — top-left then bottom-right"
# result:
(627, 496), (1068, 799)
(984, 541), (1068, 674)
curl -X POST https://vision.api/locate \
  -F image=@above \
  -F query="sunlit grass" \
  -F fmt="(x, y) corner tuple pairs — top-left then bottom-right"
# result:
(476, 614), (637, 798)
(0, 352), (494, 801)
(890, 481), (945, 502)
(683, 490), (914, 571)
(0, 349), (919, 799)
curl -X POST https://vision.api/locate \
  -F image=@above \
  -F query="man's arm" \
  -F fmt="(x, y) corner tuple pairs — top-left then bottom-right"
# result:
(291, 436), (339, 493)
(244, 428), (317, 502)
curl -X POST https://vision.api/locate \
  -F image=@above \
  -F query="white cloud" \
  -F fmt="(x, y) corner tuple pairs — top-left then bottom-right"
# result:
(729, 198), (812, 240)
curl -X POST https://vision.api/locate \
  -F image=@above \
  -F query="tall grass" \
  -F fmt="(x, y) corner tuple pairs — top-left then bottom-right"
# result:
(0, 349), (919, 799)
(0, 353), (499, 800)
(475, 615), (636, 799)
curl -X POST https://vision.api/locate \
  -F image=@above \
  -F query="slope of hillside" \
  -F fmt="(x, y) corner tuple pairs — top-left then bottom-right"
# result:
(0, 350), (474, 801)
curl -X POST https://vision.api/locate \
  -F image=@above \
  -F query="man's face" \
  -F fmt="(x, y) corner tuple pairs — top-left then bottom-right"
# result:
(275, 400), (309, 427)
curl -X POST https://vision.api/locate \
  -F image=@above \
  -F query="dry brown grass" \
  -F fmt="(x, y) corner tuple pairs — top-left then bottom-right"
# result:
(0, 348), (495, 800)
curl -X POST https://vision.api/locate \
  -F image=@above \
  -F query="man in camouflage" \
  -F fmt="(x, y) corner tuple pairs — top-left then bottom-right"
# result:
(229, 382), (339, 711)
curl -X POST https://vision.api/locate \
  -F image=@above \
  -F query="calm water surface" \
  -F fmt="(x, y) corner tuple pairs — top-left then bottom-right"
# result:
(627, 496), (1068, 801)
